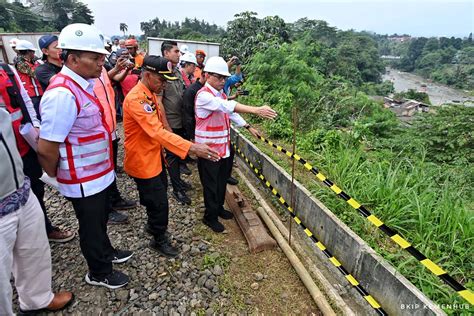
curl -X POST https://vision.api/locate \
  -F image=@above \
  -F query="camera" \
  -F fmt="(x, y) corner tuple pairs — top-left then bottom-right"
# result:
(234, 57), (241, 65)
(239, 90), (249, 96)
(131, 68), (141, 75)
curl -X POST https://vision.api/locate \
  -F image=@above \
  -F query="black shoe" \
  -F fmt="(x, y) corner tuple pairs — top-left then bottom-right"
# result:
(108, 210), (129, 225)
(144, 225), (173, 239)
(203, 218), (225, 233)
(180, 164), (192, 175)
(219, 209), (234, 220)
(112, 198), (137, 210)
(149, 237), (179, 258)
(179, 179), (193, 191)
(144, 223), (154, 235)
(173, 190), (191, 205)
(85, 270), (129, 289)
(111, 249), (134, 263)
(227, 176), (239, 185)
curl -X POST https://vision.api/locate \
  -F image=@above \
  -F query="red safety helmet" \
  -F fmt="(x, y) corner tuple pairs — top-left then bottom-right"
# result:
(125, 38), (138, 48)
(195, 49), (206, 57)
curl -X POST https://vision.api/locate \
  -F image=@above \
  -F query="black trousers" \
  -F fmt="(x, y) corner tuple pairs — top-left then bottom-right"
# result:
(68, 185), (114, 278)
(134, 171), (169, 239)
(165, 128), (186, 192)
(197, 147), (234, 221)
(108, 138), (122, 204)
(31, 96), (42, 121)
(21, 149), (53, 234)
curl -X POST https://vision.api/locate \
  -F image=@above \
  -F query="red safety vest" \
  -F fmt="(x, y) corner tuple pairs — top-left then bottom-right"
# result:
(194, 85), (230, 157)
(46, 73), (114, 184)
(180, 69), (195, 89)
(17, 60), (43, 98)
(0, 66), (31, 157)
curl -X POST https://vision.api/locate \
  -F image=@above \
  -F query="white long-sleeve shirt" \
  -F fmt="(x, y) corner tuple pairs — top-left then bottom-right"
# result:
(195, 82), (247, 127)
(9, 65), (40, 128)
(195, 82), (247, 158)
(39, 66), (114, 198)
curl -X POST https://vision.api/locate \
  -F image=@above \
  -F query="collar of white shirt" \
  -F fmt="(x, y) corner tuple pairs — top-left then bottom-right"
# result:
(205, 82), (223, 96)
(60, 65), (96, 94)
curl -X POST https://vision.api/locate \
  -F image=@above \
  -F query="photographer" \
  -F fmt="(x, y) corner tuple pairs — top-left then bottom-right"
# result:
(114, 48), (140, 97)
(224, 56), (243, 98)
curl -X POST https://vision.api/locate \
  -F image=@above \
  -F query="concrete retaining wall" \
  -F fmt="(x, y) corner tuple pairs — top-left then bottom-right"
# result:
(231, 128), (445, 316)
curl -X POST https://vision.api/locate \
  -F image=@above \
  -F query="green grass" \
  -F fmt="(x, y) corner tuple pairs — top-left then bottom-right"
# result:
(239, 129), (473, 314)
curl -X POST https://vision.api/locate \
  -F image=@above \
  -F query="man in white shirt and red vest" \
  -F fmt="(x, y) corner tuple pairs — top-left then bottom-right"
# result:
(38, 23), (132, 289)
(195, 56), (277, 232)
(0, 65), (73, 316)
(0, 62), (74, 243)
(14, 40), (44, 120)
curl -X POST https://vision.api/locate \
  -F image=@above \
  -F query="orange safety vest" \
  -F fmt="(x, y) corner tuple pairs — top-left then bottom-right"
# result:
(194, 85), (230, 157)
(94, 68), (117, 137)
(0, 65), (31, 157)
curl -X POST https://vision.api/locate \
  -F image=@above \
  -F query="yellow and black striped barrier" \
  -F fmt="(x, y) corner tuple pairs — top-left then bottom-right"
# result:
(251, 133), (474, 305)
(233, 143), (388, 316)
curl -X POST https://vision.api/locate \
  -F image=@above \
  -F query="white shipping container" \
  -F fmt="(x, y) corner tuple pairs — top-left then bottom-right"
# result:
(147, 37), (220, 60)
(0, 33), (59, 64)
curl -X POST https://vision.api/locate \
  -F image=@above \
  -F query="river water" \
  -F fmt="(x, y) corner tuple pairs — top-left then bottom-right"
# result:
(382, 67), (474, 106)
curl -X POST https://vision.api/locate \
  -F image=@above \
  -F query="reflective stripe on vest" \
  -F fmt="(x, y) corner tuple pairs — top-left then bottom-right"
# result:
(46, 73), (114, 184)
(10, 109), (22, 122)
(59, 150), (109, 170)
(194, 86), (230, 157)
(58, 139), (109, 157)
(0, 67), (30, 157)
(17, 62), (43, 97)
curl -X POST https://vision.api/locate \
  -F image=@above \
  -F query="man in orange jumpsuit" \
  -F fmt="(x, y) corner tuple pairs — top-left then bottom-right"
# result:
(123, 56), (219, 257)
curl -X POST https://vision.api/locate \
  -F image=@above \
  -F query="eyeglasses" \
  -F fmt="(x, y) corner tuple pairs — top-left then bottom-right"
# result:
(209, 73), (228, 81)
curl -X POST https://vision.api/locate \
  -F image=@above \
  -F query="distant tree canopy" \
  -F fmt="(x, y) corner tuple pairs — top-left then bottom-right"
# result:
(220, 11), (290, 60)
(139, 12), (386, 87)
(140, 17), (224, 41)
(0, 0), (93, 32)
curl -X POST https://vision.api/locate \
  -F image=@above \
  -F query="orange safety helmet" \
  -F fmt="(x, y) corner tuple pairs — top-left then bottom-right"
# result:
(195, 49), (206, 57)
(125, 38), (138, 47)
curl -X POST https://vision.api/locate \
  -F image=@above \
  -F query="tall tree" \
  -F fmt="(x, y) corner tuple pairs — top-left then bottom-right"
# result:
(120, 22), (128, 36)
(221, 11), (290, 60)
(70, 1), (94, 24)
(41, 0), (94, 30)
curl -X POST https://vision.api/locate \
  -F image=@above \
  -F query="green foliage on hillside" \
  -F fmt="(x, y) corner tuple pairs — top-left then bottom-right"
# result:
(239, 33), (473, 311)
(140, 17), (224, 41)
(0, 0), (93, 33)
(394, 89), (431, 104)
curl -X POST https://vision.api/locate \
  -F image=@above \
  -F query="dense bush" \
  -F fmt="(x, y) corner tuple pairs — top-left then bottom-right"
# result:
(239, 37), (473, 312)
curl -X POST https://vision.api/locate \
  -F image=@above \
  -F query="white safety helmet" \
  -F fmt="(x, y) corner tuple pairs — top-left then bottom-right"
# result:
(203, 56), (231, 76)
(179, 44), (189, 54)
(58, 23), (109, 55)
(15, 40), (37, 51)
(9, 38), (19, 48)
(180, 52), (197, 65)
(104, 36), (112, 47)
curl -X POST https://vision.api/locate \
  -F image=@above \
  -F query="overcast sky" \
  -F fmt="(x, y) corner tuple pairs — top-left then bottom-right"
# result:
(82, 0), (473, 38)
